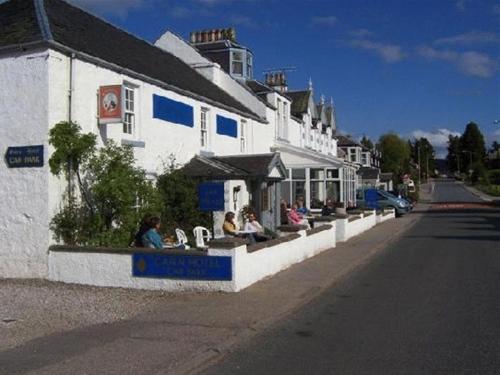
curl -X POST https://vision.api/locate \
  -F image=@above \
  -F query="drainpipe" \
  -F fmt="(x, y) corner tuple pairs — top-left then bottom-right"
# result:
(67, 53), (75, 199)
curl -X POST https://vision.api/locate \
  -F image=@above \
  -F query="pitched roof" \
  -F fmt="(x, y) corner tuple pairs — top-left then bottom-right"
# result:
(182, 153), (286, 180)
(246, 80), (274, 95)
(0, 0), (260, 120)
(358, 167), (380, 180)
(287, 90), (311, 117)
(335, 135), (361, 147)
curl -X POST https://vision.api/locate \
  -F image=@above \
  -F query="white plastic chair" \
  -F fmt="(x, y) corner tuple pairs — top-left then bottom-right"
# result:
(175, 228), (190, 250)
(193, 226), (211, 250)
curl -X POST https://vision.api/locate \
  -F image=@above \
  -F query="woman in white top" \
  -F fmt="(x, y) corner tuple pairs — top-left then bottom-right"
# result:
(244, 213), (269, 242)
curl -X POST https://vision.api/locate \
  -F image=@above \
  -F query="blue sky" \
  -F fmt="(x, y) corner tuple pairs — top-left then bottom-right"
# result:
(70, 0), (500, 157)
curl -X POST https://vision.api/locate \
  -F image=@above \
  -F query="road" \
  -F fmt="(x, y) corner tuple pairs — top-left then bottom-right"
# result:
(202, 179), (500, 375)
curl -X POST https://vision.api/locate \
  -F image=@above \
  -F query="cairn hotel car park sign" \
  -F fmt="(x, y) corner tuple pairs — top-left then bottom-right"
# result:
(99, 85), (122, 124)
(5, 145), (44, 168)
(132, 253), (232, 280)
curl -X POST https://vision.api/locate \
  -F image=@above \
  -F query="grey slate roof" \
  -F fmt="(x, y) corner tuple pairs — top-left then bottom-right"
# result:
(335, 135), (361, 147)
(182, 153), (286, 180)
(246, 80), (274, 95)
(358, 167), (380, 180)
(287, 90), (311, 117)
(0, 0), (260, 120)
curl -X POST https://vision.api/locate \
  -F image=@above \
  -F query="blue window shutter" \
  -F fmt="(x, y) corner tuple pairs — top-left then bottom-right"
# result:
(153, 94), (194, 127)
(216, 115), (237, 138)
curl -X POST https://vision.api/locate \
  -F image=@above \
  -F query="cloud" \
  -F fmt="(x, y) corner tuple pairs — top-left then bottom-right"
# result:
(455, 0), (468, 11)
(434, 31), (500, 46)
(410, 128), (461, 158)
(227, 15), (259, 29)
(68, 0), (146, 17)
(310, 16), (338, 27)
(417, 46), (497, 78)
(348, 29), (373, 38)
(350, 39), (405, 63)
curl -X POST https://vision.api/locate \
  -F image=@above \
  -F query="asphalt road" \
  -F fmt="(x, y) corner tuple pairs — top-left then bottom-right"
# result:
(202, 179), (500, 375)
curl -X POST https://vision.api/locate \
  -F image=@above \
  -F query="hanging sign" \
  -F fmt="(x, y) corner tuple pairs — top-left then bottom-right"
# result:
(99, 85), (122, 124)
(5, 145), (44, 168)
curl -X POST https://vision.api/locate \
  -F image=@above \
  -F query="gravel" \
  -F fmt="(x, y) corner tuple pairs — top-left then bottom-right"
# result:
(0, 278), (179, 351)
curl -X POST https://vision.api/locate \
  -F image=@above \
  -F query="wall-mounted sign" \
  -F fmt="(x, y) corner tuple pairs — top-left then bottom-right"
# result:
(132, 253), (232, 280)
(5, 145), (44, 168)
(198, 182), (225, 211)
(99, 85), (122, 124)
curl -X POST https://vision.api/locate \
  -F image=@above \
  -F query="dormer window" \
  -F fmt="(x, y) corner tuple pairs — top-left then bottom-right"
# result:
(246, 54), (253, 78)
(232, 51), (243, 75)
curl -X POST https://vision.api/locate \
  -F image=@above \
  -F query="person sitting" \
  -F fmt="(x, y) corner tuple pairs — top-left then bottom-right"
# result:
(133, 213), (152, 247)
(296, 198), (309, 216)
(244, 213), (270, 242)
(287, 204), (311, 229)
(223, 211), (256, 244)
(321, 198), (335, 216)
(142, 216), (165, 249)
(280, 200), (289, 225)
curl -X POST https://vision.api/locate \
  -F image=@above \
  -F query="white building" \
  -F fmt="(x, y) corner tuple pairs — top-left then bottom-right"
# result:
(0, 0), (359, 279)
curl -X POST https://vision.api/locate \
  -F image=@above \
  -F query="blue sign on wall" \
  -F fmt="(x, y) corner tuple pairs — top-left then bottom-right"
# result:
(5, 145), (44, 168)
(216, 115), (237, 138)
(365, 188), (379, 209)
(198, 182), (225, 211)
(132, 253), (232, 280)
(153, 94), (194, 127)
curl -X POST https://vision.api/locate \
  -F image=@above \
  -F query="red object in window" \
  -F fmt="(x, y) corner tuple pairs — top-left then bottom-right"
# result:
(99, 85), (122, 124)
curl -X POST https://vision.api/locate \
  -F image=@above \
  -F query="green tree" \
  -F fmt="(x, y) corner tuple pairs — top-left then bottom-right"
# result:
(49, 122), (161, 246)
(412, 137), (436, 179)
(156, 162), (211, 239)
(446, 135), (462, 173)
(377, 133), (411, 183)
(461, 122), (486, 170)
(360, 135), (374, 150)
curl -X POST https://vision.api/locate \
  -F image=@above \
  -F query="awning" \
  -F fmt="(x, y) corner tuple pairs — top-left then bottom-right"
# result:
(182, 153), (287, 181)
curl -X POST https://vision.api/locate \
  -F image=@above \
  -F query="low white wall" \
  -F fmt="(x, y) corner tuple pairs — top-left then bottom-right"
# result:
(376, 210), (396, 224)
(48, 224), (336, 292)
(336, 211), (377, 242)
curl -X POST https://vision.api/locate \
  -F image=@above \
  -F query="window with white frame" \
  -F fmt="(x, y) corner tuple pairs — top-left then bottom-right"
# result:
(123, 85), (135, 135)
(240, 119), (247, 153)
(282, 101), (288, 140)
(232, 51), (243, 75)
(200, 107), (210, 149)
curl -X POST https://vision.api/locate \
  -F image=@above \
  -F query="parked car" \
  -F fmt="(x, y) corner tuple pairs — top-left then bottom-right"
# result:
(388, 190), (414, 210)
(356, 188), (410, 216)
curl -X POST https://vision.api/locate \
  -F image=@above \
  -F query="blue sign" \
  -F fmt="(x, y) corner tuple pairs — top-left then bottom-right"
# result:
(153, 94), (194, 127)
(198, 182), (225, 211)
(132, 253), (232, 280)
(216, 115), (237, 138)
(5, 145), (44, 168)
(364, 188), (379, 209)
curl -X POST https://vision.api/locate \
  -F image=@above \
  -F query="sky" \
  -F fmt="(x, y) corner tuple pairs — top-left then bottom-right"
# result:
(68, 0), (500, 157)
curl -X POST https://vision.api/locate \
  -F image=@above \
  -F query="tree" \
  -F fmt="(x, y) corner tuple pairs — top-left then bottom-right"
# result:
(412, 137), (436, 179)
(446, 135), (462, 173)
(156, 161), (211, 239)
(49, 122), (161, 246)
(360, 135), (374, 150)
(377, 133), (411, 182)
(461, 122), (486, 170)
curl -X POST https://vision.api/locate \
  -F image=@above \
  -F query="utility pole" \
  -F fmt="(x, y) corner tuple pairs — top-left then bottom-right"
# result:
(417, 145), (421, 187)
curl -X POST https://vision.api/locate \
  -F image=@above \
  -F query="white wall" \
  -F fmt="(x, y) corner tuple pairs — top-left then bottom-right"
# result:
(0, 49), (51, 278)
(155, 31), (268, 119)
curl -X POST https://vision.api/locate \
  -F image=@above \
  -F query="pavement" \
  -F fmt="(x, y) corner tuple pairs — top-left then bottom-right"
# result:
(459, 182), (500, 203)
(0, 202), (426, 375)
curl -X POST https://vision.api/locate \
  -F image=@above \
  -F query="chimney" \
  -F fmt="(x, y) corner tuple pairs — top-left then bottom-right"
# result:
(265, 72), (288, 93)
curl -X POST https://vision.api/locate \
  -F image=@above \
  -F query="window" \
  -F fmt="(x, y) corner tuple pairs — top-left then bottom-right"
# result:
(292, 168), (306, 204)
(246, 54), (253, 78)
(240, 119), (247, 153)
(123, 85), (135, 134)
(282, 102), (288, 140)
(232, 51), (243, 75)
(310, 168), (325, 209)
(200, 107), (209, 149)
(349, 148), (357, 162)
